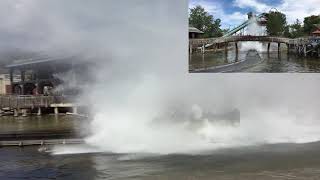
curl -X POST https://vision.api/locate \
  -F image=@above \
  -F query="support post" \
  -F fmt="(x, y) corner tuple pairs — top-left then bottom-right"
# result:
(20, 84), (24, 95)
(225, 43), (228, 63)
(304, 45), (307, 57)
(267, 43), (271, 53)
(202, 44), (205, 54)
(54, 107), (59, 115)
(189, 44), (193, 55)
(20, 70), (25, 82)
(235, 42), (238, 54)
(73, 106), (78, 114)
(9, 68), (13, 94)
(225, 43), (228, 55)
(287, 44), (289, 54)
(14, 109), (19, 117)
(235, 42), (238, 61)
(21, 109), (27, 117)
(37, 107), (42, 116)
(278, 43), (281, 53)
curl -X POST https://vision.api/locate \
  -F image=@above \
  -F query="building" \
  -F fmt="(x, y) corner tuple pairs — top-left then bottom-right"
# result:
(0, 74), (11, 94)
(189, 26), (203, 39)
(6, 54), (92, 96)
(312, 24), (320, 36)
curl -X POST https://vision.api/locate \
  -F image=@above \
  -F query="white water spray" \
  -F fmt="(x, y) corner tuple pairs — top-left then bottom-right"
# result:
(240, 15), (265, 52)
(0, 1), (320, 155)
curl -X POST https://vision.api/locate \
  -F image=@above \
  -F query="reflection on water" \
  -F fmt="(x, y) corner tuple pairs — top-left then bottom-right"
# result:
(3, 142), (320, 179)
(0, 115), (87, 133)
(189, 49), (320, 73)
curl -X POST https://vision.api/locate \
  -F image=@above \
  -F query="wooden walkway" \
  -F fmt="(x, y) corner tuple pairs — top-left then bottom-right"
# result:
(189, 36), (320, 57)
(0, 95), (72, 109)
(0, 139), (84, 147)
(189, 36), (290, 46)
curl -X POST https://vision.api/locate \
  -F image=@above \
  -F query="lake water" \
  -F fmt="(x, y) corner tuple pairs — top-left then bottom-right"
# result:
(0, 115), (87, 134)
(2, 115), (320, 179)
(2, 142), (320, 179)
(189, 48), (320, 73)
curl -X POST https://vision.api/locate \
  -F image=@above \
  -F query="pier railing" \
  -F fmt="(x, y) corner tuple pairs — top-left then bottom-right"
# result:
(0, 95), (73, 109)
(189, 36), (291, 46)
(190, 36), (320, 47)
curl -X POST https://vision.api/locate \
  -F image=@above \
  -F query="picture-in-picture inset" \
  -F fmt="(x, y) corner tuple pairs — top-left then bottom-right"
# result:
(189, 1), (320, 73)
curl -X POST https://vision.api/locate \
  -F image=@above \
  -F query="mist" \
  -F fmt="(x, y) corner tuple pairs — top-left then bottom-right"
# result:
(240, 15), (264, 52)
(1, 0), (320, 154)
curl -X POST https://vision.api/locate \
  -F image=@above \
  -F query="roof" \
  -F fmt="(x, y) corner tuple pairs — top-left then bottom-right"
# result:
(312, 30), (320, 34)
(189, 26), (204, 34)
(6, 55), (76, 68)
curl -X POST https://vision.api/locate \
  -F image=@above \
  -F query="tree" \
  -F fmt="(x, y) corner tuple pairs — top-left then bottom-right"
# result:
(266, 11), (287, 36)
(189, 5), (223, 38)
(285, 19), (304, 38)
(303, 15), (320, 35)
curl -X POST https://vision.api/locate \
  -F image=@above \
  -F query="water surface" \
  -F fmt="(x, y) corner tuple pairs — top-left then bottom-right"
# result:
(189, 49), (320, 73)
(2, 142), (320, 179)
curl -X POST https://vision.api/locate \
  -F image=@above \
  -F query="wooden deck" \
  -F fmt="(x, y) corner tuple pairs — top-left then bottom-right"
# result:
(0, 95), (73, 109)
(0, 139), (84, 147)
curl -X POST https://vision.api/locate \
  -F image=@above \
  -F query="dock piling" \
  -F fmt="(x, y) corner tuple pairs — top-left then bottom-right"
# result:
(14, 109), (19, 117)
(73, 107), (78, 114)
(54, 107), (59, 115)
(21, 109), (28, 117)
(37, 107), (42, 116)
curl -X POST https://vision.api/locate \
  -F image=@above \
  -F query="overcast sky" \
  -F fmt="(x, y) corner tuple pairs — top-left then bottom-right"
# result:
(189, 0), (320, 29)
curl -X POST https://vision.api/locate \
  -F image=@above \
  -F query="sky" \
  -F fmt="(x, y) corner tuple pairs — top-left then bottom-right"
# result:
(189, 0), (320, 29)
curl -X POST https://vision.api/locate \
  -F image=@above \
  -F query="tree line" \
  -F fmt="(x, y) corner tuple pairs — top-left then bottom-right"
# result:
(189, 5), (320, 38)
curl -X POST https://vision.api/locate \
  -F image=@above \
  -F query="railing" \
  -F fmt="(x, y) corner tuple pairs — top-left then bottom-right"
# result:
(190, 36), (320, 47)
(189, 36), (291, 46)
(0, 95), (74, 109)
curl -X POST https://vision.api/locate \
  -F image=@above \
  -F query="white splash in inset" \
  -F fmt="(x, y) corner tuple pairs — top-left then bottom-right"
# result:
(240, 14), (265, 52)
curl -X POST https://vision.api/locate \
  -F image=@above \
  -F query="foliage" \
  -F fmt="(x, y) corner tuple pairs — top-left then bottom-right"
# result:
(266, 11), (287, 36)
(284, 19), (304, 38)
(303, 15), (320, 35)
(189, 5), (223, 38)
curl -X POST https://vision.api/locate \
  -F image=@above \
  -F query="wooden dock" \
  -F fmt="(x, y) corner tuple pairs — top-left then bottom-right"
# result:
(0, 129), (86, 147)
(0, 95), (79, 116)
(0, 138), (84, 147)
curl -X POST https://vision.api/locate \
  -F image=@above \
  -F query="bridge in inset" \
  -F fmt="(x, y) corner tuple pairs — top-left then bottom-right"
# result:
(189, 11), (320, 57)
(189, 35), (291, 54)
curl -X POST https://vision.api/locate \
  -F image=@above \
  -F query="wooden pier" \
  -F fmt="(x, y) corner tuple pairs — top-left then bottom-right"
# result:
(0, 95), (79, 116)
(190, 36), (320, 57)
(0, 139), (84, 147)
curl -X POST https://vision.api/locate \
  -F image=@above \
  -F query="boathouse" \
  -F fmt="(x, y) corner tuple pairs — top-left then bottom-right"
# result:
(6, 54), (88, 96)
(312, 24), (320, 36)
(0, 53), (92, 116)
(189, 26), (203, 39)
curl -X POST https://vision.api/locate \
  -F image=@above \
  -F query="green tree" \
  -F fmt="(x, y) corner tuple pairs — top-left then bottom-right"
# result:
(303, 15), (320, 35)
(285, 19), (304, 38)
(189, 5), (223, 38)
(266, 11), (287, 36)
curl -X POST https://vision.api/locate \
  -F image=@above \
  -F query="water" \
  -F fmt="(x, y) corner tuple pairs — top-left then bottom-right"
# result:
(189, 16), (320, 73)
(0, 115), (87, 133)
(2, 142), (320, 179)
(189, 49), (320, 72)
(2, 1), (320, 179)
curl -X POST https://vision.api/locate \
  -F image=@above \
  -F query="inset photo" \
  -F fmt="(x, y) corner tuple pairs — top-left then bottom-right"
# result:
(189, 1), (320, 73)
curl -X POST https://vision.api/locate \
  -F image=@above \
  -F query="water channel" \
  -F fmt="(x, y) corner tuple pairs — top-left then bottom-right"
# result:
(189, 43), (320, 73)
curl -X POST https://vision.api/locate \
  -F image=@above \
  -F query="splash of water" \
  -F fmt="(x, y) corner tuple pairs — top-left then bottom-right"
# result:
(2, 1), (319, 155)
(240, 15), (265, 52)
